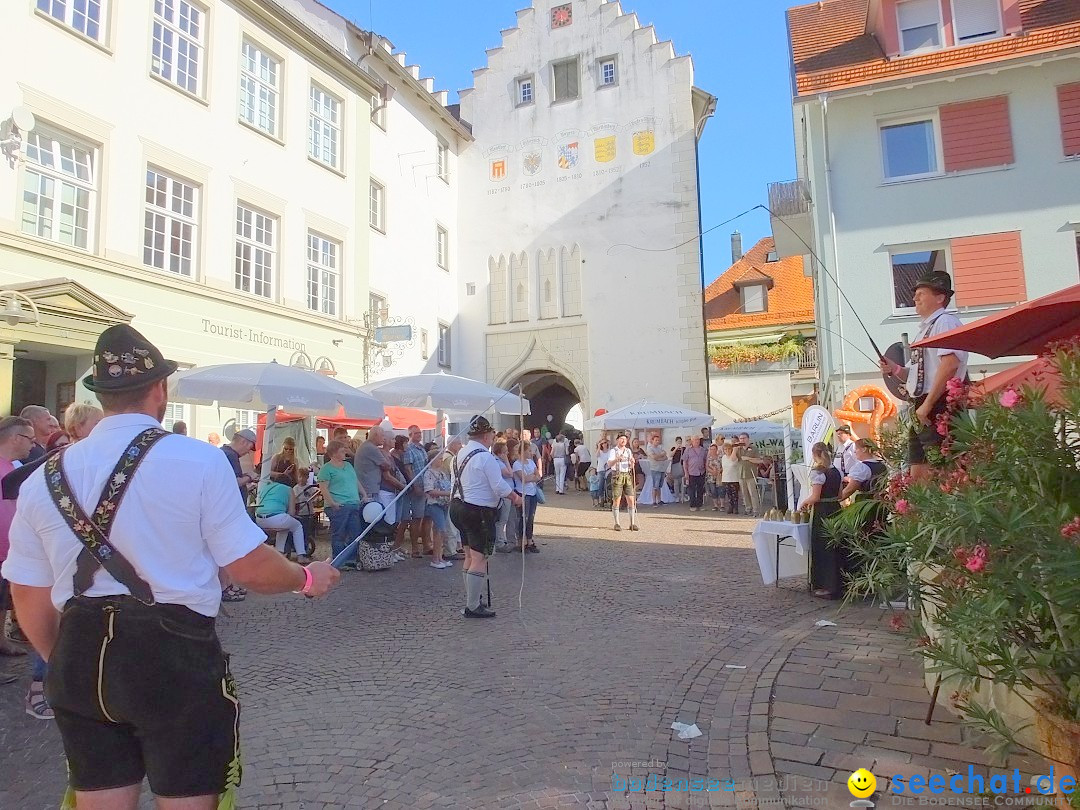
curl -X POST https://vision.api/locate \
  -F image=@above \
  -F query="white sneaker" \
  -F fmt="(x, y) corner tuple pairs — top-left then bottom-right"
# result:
(441, 560), (453, 568)
(430, 560), (447, 569)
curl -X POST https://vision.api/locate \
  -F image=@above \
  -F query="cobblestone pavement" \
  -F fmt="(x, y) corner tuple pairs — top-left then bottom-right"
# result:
(1, 492), (1033, 809)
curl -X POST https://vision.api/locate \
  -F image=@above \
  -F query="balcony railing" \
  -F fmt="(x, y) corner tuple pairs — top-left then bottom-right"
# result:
(713, 344), (818, 376)
(798, 341), (817, 370)
(767, 179), (812, 217)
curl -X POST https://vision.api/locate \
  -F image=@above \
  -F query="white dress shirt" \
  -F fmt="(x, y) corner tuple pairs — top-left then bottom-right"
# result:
(903, 307), (968, 396)
(455, 440), (513, 507)
(833, 439), (857, 475)
(3, 413), (265, 616)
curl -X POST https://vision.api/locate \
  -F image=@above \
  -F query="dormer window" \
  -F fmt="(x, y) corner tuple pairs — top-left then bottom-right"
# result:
(952, 0), (1003, 44)
(897, 0), (943, 54)
(766, 250), (779, 263)
(741, 284), (767, 314)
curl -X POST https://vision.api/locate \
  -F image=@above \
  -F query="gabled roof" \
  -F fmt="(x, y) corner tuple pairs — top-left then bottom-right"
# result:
(704, 238), (814, 332)
(788, 0), (1080, 97)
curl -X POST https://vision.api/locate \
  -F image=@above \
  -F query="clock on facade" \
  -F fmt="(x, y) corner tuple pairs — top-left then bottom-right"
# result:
(551, 4), (572, 29)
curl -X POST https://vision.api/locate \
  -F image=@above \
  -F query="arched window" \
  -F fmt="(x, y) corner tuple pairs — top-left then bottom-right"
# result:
(544, 279), (552, 303)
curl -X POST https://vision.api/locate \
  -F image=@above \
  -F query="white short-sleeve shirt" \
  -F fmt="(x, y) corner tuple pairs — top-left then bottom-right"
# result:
(847, 461), (873, 485)
(905, 308), (968, 396)
(2, 413), (265, 616)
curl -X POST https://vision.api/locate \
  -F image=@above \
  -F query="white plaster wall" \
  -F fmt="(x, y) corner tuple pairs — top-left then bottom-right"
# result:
(708, 372), (795, 426)
(366, 72), (463, 378)
(797, 58), (1080, 405)
(456, 0), (709, 414)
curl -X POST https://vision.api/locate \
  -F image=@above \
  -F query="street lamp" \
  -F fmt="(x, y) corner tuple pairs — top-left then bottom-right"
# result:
(0, 290), (40, 327)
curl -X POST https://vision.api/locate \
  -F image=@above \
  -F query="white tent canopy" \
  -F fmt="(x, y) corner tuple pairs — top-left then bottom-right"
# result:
(585, 400), (714, 431)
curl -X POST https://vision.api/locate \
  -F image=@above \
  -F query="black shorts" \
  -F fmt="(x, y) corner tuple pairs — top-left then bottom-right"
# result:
(907, 398), (948, 465)
(449, 499), (497, 555)
(47, 596), (241, 798)
(576, 462), (590, 479)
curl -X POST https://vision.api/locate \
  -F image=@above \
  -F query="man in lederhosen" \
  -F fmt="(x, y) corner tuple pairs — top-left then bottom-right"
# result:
(879, 271), (967, 481)
(2, 324), (340, 810)
(449, 416), (522, 619)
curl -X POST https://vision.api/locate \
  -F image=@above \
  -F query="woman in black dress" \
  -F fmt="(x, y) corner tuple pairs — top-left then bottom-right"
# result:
(799, 441), (845, 599)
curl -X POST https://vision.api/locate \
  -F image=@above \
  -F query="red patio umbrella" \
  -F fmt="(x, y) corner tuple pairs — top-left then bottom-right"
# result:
(974, 356), (1064, 408)
(913, 283), (1080, 358)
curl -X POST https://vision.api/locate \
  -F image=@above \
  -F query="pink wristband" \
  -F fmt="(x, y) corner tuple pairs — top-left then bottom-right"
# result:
(292, 565), (313, 595)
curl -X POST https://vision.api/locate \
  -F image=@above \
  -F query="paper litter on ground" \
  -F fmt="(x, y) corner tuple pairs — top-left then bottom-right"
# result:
(724, 665), (747, 669)
(814, 619), (837, 627)
(670, 722), (702, 740)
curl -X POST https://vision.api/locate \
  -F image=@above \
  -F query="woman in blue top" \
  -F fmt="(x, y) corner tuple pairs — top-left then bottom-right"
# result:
(255, 468), (309, 564)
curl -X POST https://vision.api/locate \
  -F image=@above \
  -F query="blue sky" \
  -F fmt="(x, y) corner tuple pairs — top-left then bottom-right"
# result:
(337, 0), (800, 283)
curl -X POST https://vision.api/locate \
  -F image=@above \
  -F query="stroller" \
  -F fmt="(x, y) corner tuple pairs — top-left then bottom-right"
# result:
(291, 484), (322, 557)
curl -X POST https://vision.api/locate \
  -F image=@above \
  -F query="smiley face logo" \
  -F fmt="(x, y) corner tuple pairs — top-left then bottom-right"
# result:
(848, 769), (877, 799)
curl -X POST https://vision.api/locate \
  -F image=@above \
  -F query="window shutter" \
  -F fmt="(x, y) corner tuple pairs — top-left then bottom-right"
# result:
(1058, 83), (1080, 158)
(898, 0), (939, 31)
(940, 95), (1013, 172)
(951, 0), (1001, 41)
(951, 231), (1026, 307)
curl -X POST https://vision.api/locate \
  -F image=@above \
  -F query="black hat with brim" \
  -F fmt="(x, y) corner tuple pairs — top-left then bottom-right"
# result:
(914, 271), (954, 297)
(83, 324), (179, 393)
(468, 415), (495, 436)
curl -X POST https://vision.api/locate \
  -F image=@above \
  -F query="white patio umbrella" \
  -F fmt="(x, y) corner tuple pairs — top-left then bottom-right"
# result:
(360, 372), (530, 416)
(585, 400), (713, 431)
(169, 362), (385, 481)
(714, 420), (792, 441)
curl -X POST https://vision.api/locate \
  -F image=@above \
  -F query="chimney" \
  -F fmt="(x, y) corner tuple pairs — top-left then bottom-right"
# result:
(731, 231), (743, 264)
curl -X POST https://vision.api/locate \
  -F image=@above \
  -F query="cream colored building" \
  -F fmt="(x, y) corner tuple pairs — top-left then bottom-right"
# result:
(0, 0), (381, 436)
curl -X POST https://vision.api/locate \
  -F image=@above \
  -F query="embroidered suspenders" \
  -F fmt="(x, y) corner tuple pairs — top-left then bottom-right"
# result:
(451, 449), (486, 502)
(44, 428), (169, 605)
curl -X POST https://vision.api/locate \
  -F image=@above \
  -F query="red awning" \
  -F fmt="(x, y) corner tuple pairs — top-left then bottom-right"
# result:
(913, 283), (1080, 358)
(974, 357), (1064, 408)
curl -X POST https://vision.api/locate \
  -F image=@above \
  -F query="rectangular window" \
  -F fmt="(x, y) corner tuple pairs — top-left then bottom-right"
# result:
(233, 409), (257, 431)
(599, 57), (617, 87)
(951, 0), (1002, 43)
(239, 39), (281, 137)
(436, 225), (449, 270)
(369, 292), (387, 328)
(143, 167), (198, 277)
(436, 137), (449, 181)
(890, 248), (950, 311)
(369, 180), (384, 231)
(234, 203), (275, 298)
(517, 76), (534, 106)
(162, 402), (187, 432)
(552, 57), (580, 102)
(897, 0), (942, 54)
(437, 322), (451, 368)
(21, 126), (96, 250)
(881, 117), (939, 179)
(151, 0), (204, 96)
(306, 231), (339, 316)
(1059, 83), (1080, 158)
(741, 285), (767, 314)
(308, 84), (341, 169)
(37, 0), (105, 42)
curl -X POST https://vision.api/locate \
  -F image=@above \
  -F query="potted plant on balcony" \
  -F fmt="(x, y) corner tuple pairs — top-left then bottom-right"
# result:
(831, 340), (1080, 769)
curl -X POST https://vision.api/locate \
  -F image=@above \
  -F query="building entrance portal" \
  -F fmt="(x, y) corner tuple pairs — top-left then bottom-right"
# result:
(512, 370), (581, 435)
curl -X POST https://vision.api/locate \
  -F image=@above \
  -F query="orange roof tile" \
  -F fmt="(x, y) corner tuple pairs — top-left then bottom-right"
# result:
(704, 238), (815, 332)
(788, 0), (1080, 97)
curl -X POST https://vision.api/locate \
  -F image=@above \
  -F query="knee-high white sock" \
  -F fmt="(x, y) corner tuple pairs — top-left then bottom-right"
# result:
(612, 502), (621, 525)
(466, 571), (485, 610)
(629, 504), (637, 525)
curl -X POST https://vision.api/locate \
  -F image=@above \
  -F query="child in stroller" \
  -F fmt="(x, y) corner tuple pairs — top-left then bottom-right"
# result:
(291, 469), (321, 558)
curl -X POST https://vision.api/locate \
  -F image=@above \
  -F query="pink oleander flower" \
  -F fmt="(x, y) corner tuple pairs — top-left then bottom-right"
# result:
(998, 389), (1021, 409)
(965, 545), (988, 573)
(889, 613), (907, 632)
(1061, 517), (1080, 539)
(895, 499), (910, 515)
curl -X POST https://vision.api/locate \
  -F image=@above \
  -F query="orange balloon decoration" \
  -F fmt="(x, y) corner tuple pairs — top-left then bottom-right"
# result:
(833, 385), (897, 442)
